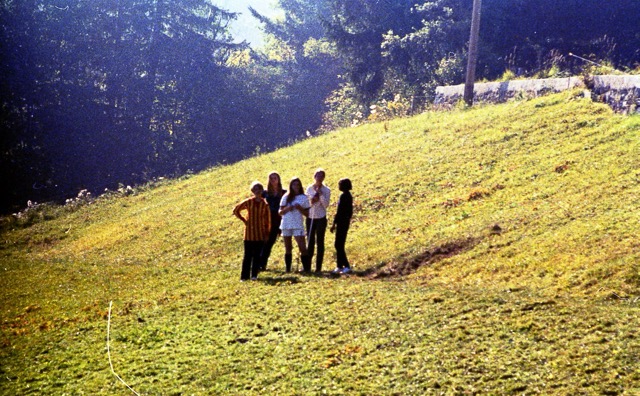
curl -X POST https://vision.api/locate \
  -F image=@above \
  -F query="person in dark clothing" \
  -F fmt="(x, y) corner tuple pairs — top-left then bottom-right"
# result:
(261, 171), (286, 271)
(330, 178), (353, 274)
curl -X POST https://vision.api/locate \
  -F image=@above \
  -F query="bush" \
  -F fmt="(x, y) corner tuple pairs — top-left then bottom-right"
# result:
(367, 94), (412, 122)
(0, 201), (60, 232)
(321, 83), (367, 130)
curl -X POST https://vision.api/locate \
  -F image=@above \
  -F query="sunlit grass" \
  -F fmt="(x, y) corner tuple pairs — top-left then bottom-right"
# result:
(1, 90), (640, 394)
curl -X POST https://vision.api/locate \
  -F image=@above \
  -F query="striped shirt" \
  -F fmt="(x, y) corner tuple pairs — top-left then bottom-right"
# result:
(233, 197), (271, 241)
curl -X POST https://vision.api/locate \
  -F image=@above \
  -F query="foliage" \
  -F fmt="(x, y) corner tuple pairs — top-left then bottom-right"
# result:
(480, 0), (640, 79)
(321, 0), (639, 123)
(367, 94), (412, 122)
(0, 0), (334, 214)
(321, 82), (367, 130)
(0, 0), (245, 211)
(324, 0), (424, 105)
(2, 91), (640, 394)
(380, 1), (470, 100)
(2, 0), (639, 216)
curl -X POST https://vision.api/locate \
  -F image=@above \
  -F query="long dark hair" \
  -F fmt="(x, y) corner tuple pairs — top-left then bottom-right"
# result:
(286, 177), (303, 204)
(266, 171), (283, 196)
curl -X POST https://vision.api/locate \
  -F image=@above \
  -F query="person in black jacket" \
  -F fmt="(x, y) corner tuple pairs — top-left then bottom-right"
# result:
(330, 178), (353, 274)
(261, 171), (286, 271)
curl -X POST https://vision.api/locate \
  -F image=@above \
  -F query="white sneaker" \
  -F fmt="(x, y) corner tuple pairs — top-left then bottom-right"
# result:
(331, 268), (341, 274)
(341, 267), (351, 274)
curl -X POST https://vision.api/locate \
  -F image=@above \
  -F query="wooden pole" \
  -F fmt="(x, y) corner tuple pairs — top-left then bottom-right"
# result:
(464, 0), (482, 106)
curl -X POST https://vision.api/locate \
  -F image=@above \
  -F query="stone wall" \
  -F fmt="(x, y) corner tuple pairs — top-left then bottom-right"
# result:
(587, 75), (640, 114)
(434, 75), (640, 114)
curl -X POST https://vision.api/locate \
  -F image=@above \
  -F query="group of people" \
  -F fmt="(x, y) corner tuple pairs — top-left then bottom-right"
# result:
(233, 169), (353, 281)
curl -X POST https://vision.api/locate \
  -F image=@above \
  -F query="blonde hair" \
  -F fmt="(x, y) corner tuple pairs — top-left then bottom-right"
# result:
(250, 181), (264, 191)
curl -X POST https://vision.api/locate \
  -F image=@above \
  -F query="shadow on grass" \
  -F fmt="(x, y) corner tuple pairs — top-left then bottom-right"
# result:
(256, 237), (482, 282)
(354, 236), (483, 279)
(258, 275), (301, 285)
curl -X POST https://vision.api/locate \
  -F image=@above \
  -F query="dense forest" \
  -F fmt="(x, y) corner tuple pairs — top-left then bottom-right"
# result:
(2, 0), (638, 213)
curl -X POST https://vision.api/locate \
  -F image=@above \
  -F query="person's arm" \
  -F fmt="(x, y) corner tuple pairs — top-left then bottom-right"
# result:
(344, 193), (353, 220)
(308, 185), (318, 205)
(333, 193), (352, 227)
(330, 196), (342, 232)
(294, 203), (310, 217)
(263, 203), (271, 241)
(295, 195), (311, 217)
(279, 204), (294, 216)
(319, 187), (330, 209)
(233, 200), (247, 223)
(278, 195), (290, 216)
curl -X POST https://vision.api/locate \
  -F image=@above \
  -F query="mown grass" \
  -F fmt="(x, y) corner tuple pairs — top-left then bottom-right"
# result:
(1, 90), (640, 394)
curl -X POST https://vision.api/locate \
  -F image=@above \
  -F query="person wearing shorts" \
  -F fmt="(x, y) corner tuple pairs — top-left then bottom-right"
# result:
(279, 177), (311, 272)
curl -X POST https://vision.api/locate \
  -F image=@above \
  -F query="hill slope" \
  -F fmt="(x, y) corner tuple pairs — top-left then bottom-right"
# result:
(2, 90), (640, 394)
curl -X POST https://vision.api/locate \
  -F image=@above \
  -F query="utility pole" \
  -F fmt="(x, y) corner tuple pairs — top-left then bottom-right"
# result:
(464, 0), (482, 106)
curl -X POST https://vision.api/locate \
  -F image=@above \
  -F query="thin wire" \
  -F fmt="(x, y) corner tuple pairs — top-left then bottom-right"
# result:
(568, 52), (615, 69)
(107, 301), (141, 396)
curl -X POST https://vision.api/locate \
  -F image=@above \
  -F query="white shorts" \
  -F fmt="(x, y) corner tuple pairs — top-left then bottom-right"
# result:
(281, 228), (306, 237)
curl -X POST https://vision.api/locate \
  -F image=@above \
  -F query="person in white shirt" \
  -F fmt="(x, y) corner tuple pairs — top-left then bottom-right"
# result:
(279, 177), (311, 272)
(306, 169), (331, 272)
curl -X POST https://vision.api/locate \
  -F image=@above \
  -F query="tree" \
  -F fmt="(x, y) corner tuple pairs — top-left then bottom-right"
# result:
(478, 0), (640, 77)
(0, 0), (245, 211)
(380, 0), (470, 103)
(331, 1), (418, 101)
(248, 0), (343, 138)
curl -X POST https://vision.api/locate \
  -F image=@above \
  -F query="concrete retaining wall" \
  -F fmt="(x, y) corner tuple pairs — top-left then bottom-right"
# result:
(434, 75), (640, 114)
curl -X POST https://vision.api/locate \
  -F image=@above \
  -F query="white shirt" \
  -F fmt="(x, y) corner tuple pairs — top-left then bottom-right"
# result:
(279, 194), (310, 230)
(306, 184), (331, 219)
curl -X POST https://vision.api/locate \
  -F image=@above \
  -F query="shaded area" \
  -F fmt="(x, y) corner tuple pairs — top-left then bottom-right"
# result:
(256, 276), (301, 285)
(357, 237), (483, 279)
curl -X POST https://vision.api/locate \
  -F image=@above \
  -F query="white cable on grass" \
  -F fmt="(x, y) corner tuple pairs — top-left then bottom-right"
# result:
(107, 301), (140, 396)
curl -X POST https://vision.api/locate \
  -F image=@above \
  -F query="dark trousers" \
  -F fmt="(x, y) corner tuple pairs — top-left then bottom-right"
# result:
(242, 241), (264, 280)
(306, 217), (327, 271)
(334, 223), (350, 269)
(260, 214), (281, 270)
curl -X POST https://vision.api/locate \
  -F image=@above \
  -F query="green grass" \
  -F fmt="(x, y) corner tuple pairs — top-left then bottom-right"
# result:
(2, 90), (640, 394)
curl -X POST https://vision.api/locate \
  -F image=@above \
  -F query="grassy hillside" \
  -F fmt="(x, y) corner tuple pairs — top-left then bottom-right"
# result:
(1, 90), (639, 394)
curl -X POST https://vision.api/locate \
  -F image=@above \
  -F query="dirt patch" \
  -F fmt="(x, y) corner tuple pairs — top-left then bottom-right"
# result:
(361, 237), (482, 279)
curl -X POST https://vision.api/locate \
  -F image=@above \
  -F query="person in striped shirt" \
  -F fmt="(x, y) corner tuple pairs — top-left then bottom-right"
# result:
(233, 181), (271, 281)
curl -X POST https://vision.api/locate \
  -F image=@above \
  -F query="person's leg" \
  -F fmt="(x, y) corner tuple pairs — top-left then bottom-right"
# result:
(283, 235), (293, 272)
(294, 235), (310, 272)
(335, 225), (349, 269)
(241, 241), (252, 280)
(314, 218), (327, 272)
(250, 241), (263, 279)
(283, 235), (293, 254)
(261, 226), (278, 270)
(284, 253), (292, 272)
(306, 218), (316, 261)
